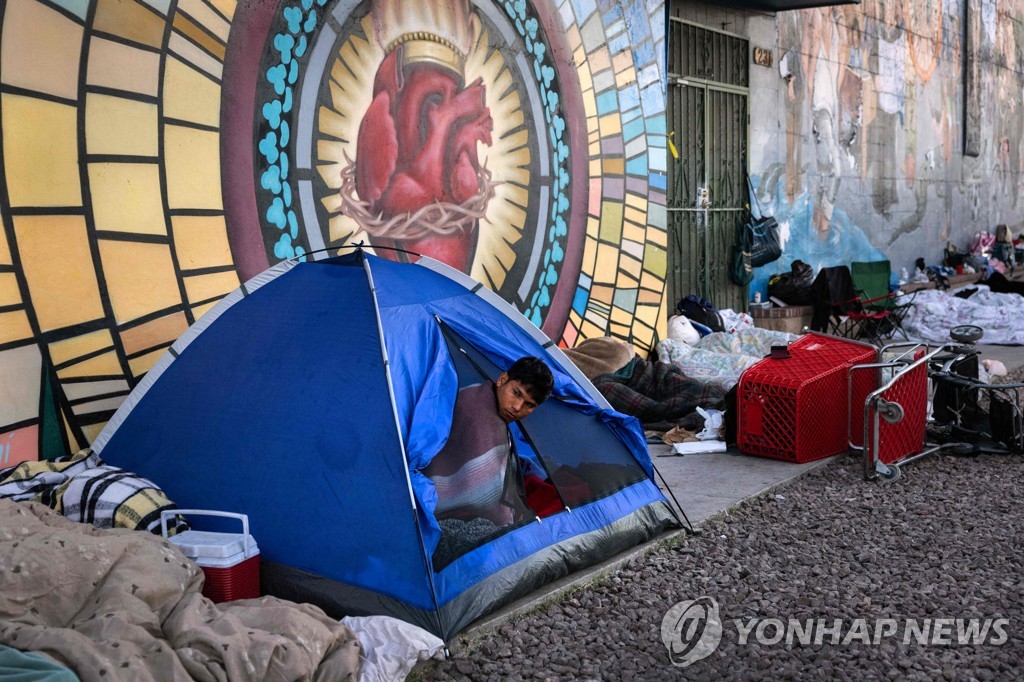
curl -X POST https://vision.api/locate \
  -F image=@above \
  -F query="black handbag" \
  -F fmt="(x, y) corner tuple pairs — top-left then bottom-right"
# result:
(729, 220), (754, 286)
(744, 174), (782, 267)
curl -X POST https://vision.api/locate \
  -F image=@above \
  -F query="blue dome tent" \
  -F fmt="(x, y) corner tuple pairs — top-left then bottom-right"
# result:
(93, 249), (680, 641)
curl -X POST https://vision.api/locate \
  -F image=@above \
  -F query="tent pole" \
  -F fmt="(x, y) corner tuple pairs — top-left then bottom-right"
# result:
(362, 257), (449, 642)
(652, 462), (698, 535)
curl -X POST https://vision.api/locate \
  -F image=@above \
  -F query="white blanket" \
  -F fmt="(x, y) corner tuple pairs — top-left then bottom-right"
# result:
(899, 287), (1024, 346)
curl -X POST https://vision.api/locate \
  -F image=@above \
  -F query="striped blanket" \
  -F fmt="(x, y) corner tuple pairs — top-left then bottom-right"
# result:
(593, 357), (727, 424)
(0, 449), (186, 535)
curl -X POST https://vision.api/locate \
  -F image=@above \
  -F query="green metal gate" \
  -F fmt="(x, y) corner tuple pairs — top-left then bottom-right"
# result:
(667, 19), (749, 313)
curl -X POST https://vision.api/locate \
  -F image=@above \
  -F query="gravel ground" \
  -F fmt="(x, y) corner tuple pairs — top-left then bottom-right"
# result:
(418, 451), (1024, 680)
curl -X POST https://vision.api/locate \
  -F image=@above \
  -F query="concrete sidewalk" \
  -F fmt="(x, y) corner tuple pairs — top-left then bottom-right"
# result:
(459, 340), (1024, 645)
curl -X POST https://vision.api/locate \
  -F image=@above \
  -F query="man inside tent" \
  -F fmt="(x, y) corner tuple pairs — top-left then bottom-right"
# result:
(423, 357), (563, 563)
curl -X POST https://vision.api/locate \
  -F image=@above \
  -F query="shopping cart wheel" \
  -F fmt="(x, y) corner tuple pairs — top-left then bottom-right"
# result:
(876, 399), (904, 424)
(874, 460), (902, 483)
(949, 325), (983, 344)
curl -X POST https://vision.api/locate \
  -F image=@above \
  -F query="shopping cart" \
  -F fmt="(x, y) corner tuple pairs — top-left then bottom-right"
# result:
(850, 325), (1024, 483)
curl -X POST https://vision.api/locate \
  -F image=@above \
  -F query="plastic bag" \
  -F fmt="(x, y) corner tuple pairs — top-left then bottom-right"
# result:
(767, 260), (815, 305)
(695, 406), (724, 441)
(668, 314), (700, 345)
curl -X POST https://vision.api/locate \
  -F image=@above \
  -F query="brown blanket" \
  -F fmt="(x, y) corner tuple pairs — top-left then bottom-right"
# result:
(562, 337), (635, 380)
(0, 500), (361, 681)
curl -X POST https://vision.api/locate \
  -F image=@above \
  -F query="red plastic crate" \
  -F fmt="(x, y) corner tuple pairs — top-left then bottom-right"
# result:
(737, 333), (877, 462)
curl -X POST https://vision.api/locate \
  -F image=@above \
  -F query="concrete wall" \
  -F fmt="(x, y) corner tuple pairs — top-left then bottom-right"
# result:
(0, 0), (670, 463)
(674, 1), (1024, 294)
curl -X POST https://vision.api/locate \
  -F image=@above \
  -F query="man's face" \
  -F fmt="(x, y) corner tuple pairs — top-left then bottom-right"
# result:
(495, 373), (542, 423)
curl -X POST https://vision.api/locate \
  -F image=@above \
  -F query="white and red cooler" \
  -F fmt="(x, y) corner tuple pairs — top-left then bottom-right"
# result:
(161, 509), (260, 603)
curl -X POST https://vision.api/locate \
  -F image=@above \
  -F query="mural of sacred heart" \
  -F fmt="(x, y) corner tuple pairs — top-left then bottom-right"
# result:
(224, 0), (588, 334)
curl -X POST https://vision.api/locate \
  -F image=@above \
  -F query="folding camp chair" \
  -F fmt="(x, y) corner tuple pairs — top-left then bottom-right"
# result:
(810, 265), (892, 344)
(851, 260), (917, 341)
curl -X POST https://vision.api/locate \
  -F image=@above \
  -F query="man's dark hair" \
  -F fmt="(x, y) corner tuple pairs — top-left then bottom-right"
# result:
(507, 356), (554, 404)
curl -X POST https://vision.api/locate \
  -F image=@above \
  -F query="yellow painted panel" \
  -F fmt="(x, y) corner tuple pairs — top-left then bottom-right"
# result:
(58, 351), (122, 379)
(595, 244), (618, 283)
(625, 193), (647, 211)
(86, 94), (158, 156)
(648, 228), (667, 248)
(119, 312), (188, 356)
(0, 273), (20, 307)
(0, 224), (9, 264)
(566, 26), (582, 52)
(589, 48), (611, 73)
(641, 271), (663, 293)
(173, 13), (226, 61)
(89, 163), (166, 235)
(615, 67), (637, 89)
(129, 347), (166, 377)
(1, 0), (83, 100)
(616, 270), (639, 288)
(13, 215), (104, 332)
(580, 320), (604, 340)
(635, 304), (660, 328)
(610, 306), (632, 325)
(163, 57), (221, 128)
(93, 0), (165, 49)
(599, 114), (622, 137)
(612, 51), (633, 74)
(638, 289), (662, 305)
(0, 310), (32, 345)
(2, 95), (81, 207)
(98, 241), (183, 324)
(177, 0), (230, 42)
(171, 216), (233, 269)
(208, 0), (236, 22)
(81, 422), (106, 444)
(582, 236), (597, 272)
(86, 38), (161, 97)
(624, 206), (646, 226)
(191, 300), (219, 320)
(164, 126), (223, 209)
(48, 329), (115, 366)
(602, 158), (625, 175)
(183, 271), (239, 303)
(623, 221), (646, 244)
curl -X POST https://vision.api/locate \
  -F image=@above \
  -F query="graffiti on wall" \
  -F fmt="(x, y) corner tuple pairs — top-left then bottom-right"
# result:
(0, 0), (668, 463)
(752, 0), (1024, 293)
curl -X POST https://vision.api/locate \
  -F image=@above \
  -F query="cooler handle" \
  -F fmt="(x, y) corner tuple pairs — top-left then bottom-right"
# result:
(160, 509), (250, 555)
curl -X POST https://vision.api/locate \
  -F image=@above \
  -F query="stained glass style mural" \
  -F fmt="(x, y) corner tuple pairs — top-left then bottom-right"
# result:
(0, 0), (669, 462)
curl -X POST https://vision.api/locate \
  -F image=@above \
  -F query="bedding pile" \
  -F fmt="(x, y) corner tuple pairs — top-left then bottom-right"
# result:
(0, 499), (362, 681)
(656, 329), (800, 391)
(899, 287), (1024, 345)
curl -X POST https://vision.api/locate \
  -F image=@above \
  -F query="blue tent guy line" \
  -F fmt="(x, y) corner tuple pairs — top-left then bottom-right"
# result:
(93, 249), (681, 641)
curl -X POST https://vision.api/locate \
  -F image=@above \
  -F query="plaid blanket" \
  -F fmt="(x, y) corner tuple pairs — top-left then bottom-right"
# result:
(0, 450), (186, 535)
(593, 358), (727, 424)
